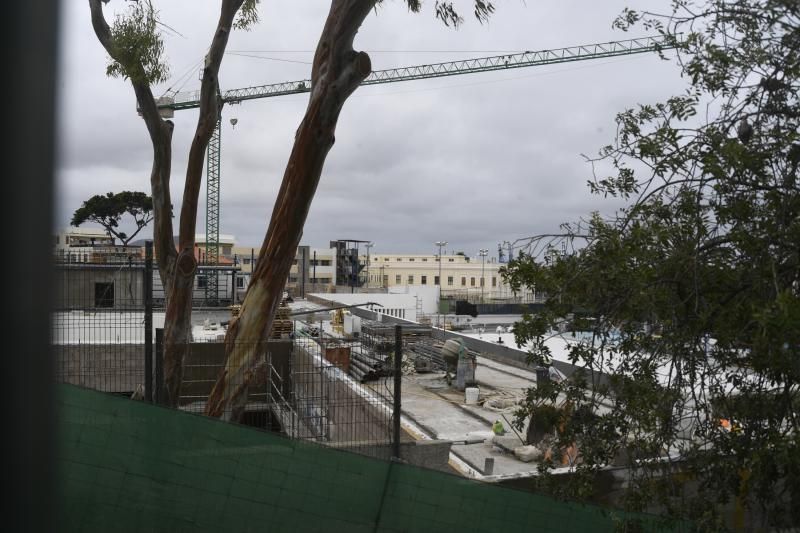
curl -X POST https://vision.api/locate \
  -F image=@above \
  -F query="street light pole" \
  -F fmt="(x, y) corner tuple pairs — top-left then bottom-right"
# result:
(479, 248), (488, 303)
(365, 242), (373, 289)
(434, 240), (448, 328)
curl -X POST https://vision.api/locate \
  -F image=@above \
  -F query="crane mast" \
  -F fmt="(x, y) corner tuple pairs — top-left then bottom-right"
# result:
(160, 35), (675, 291)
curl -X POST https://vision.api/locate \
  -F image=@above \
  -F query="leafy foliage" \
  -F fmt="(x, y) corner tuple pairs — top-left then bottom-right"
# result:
(502, 1), (800, 529)
(71, 191), (154, 246)
(234, 0), (260, 31)
(382, 0), (493, 27)
(106, 0), (169, 85)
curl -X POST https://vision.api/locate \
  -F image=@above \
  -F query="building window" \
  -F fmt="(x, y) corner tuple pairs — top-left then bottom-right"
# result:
(383, 275), (389, 286)
(461, 277), (466, 286)
(94, 282), (114, 308)
(243, 258), (251, 265)
(492, 277), (497, 287)
(448, 258), (455, 262)
(395, 275), (401, 284)
(434, 275), (439, 285)
(421, 275), (427, 285)
(422, 258), (428, 262)
(480, 278), (485, 287)
(197, 275), (208, 289)
(236, 277), (245, 288)
(408, 275), (414, 284)
(384, 258), (389, 262)
(447, 276), (453, 286)
(396, 258), (402, 261)
(409, 258), (415, 262)
(470, 277), (475, 286)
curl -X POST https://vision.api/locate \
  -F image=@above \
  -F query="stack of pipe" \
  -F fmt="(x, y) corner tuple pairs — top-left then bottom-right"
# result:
(348, 345), (388, 382)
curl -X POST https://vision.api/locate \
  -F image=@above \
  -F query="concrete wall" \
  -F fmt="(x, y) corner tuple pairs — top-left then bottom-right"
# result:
(56, 265), (238, 310)
(56, 267), (145, 310)
(389, 285), (440, 314)
(436, 329), (611, 386)
(332, 439), (454, 473)
(55, 344), (144, 393)
(291, 341), (401, 444)
(55, 339), (294, 397)
(180, 340), (293, 406)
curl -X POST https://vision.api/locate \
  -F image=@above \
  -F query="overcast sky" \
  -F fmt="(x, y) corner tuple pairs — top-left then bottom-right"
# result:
(56, 0), (686, 258)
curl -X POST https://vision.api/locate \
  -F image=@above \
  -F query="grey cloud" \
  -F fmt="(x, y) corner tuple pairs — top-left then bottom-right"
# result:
(57, 0), (686, 255)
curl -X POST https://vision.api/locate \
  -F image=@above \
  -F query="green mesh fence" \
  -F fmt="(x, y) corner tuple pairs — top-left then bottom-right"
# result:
(58, 384), (683, 532)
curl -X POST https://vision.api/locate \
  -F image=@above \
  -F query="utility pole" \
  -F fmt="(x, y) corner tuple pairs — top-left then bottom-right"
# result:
(479, 249), (488, 303)
(301, 247), (306, 299)
(435, 240), (447, 328)
(365, 242), (373, 289)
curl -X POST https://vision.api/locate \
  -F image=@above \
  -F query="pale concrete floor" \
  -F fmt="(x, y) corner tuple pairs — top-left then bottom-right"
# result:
(399, 356), (544, 478)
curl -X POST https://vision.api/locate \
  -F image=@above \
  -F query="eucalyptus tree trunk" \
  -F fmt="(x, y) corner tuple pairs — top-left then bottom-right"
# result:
(162, 0), (246, 407)
(90, 0), (247, 407)
(89, 0), (177, 294)
(206, 0), (375, 420)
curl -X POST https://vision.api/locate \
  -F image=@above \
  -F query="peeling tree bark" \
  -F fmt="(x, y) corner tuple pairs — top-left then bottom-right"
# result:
(90, 0), (247, 407)
(162, 0), (245, 407)
(206, 0), (375, 421)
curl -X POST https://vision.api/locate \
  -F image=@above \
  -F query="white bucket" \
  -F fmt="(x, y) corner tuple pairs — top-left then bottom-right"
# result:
(465, 387), (480, 405)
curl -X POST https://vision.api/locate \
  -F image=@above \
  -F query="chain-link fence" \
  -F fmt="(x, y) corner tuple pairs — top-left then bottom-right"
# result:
(52, 247), (154, 397)
(50, 247), (506, 473)
(173, 323), (405, 460)
(52, 254), (407, 461)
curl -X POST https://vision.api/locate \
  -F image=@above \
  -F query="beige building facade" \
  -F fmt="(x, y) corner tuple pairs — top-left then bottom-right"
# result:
(364, 253), (531, 302)
(232, 245), (339, 296)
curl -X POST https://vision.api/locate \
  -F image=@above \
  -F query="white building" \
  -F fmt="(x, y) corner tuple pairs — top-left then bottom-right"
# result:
(309, 292), (419, 322)
(231, 244), (339, 298)
(55, 227), (140, 264)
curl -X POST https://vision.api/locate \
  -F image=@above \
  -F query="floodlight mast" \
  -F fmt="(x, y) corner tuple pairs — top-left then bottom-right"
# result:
(435, 240), (448, 327)
(478, 248), (489, 303)
(156, 36), (676, 270)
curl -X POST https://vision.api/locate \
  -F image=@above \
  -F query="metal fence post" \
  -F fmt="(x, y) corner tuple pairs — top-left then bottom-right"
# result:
(393, 325), (402, 460)
(144, 241), (153, 402)
(155, 328), (164, 405)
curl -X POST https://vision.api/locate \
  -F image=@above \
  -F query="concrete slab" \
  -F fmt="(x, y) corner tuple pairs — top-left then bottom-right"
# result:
(397, 356), (547, 479)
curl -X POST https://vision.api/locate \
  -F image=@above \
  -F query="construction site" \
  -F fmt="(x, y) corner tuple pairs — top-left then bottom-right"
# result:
(23, 0), (793, 530)
(44, 17), (686, 530)
(52, 250), (647, 492)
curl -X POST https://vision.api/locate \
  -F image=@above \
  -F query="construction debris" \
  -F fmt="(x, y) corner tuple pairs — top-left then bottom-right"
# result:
(514, 445), (543, 463)
(269, 301), (294, 339)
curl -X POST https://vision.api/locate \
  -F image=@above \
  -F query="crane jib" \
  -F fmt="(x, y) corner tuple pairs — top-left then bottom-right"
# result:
(160, 35), (676, 111)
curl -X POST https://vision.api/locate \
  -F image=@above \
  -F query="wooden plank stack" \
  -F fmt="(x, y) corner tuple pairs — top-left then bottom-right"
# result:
(269, 301), (294, 339)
